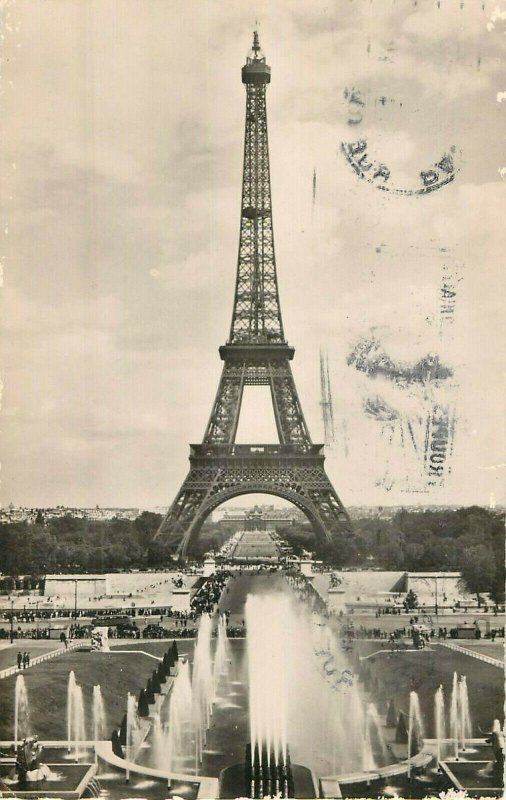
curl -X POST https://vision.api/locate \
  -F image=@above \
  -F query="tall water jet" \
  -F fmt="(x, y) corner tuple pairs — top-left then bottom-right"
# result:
(407, 691), (424, 778)
(362, 708), (377, 773)
(151, 712), (165, 769)
(458, 676), (472, 751)
(67, 671), (77, 754)
(450, 671), (460, 759)
(192, 614), (214, 765)
(166, 659), (193, 773)
(213, 614), (230, 695)
(14, 674), (29, 749)
(366, 703), (388, 765)
(125, 692), (139, 781)
(347, 684), (366, 765)
(92, 685), (107, 743)
(246, 595), (290, 772)
(434, 684), (446, 765)
(72, 685), (86, 762)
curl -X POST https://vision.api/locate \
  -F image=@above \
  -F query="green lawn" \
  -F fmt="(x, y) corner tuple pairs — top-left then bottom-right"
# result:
(0, 641), (195, 742)
(357, 641), (503, 736)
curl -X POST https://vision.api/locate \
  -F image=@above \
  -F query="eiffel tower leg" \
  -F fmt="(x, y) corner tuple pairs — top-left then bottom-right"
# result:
(269, 362), (311, 447)
(156, 465), (223, 555)
(204, 363), (245, 445)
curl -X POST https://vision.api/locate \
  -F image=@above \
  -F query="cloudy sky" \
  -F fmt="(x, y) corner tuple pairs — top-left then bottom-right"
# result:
(1, 0), (505, 510)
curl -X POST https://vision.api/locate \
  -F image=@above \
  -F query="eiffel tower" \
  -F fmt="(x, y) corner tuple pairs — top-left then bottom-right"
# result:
(156, 33), (351, 556)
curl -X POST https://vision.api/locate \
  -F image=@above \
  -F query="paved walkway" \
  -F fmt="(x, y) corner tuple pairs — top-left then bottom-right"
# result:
(0, 640), (86, 679)
(0, 641), (66, 672)
(440, 640), (503, 668)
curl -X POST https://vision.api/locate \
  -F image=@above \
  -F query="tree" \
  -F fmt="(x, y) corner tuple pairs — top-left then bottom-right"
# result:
(137, 689), (149, 717)
(157, 662), (167, 683)
(402, 543), (424, 570)
(145, 678), (155, 705)
(459, 545), (495, 604)
(111, 728), (123, 757)
(151, 669), (161, 694)
(134, 512), (163, 547)
(404, 589), (418, 610)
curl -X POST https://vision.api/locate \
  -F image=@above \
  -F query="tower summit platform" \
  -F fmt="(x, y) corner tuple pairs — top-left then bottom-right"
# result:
(241, 30), (271, 85)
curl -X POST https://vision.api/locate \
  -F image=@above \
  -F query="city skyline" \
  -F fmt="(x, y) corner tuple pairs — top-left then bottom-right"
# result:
(1, 1), (504, 510)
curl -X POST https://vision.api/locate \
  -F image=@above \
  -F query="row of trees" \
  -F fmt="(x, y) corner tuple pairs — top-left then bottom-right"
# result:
(278, 506), (505, 603)
(0, 506), (503, 604)
(0, 512), (164, 578)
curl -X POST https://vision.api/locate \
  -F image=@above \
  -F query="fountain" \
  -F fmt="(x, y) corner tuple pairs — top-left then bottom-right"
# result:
(366, 703), (388, 767)
(434, 684), (446, 765)
(246, 595), (289, 771)
(221, 592), (361, 797)
(245, 743), (294, 799)
(125, 690), (140, 780)
(92, 685), (107, 743)
(66, 671), (76, 754)
(192, 613), (215, 765)
(15, 736), (52, 784)
(407, 691), (424, 778)
(449, 672), (473, 759)
(167, 658), (193, 772)
(45, 581), (495, 800)
(65, 671), (86, 762)
(3, 671), (97, 797)
(479, 719), (505, 779)
(148, 617), (230, 777)
(449, 671), (460, 759)
(362, 708), (377, 774)
(14, 674), (30, 749)
(72, 685), (86, 762)
(458, 675), (472, 752)
(440, 716), (504, 797)
(213, 614), (231, 695)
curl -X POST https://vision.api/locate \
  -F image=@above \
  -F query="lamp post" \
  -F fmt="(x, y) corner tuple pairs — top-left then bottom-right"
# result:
(74, 580), (78, 621)
(10, 597), (14, 644)
(434, 575), (439, 619)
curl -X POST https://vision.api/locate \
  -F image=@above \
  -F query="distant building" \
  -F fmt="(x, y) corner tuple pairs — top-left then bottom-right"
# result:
(0, 505), (140, 524)
(217, 504), (301, 534)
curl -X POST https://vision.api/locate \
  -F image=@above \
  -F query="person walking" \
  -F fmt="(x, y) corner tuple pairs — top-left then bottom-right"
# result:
(17, 651), (23, 670)
(22, 652), (28, 669)
(26, 652), (31, 667)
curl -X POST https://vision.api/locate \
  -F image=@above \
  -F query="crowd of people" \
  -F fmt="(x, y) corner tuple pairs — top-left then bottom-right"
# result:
(190, 572), (230, 615)
(286, 572), (328, 615)
(16, 650), (31, 669)
(1, 605), (213, 624)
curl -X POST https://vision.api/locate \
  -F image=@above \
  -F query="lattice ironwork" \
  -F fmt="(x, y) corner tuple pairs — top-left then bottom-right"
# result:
(157, 456), (350, 555)
(204, 357), (311, 448)
(156, 34), (352, 557)
(229, 33), (284, 345)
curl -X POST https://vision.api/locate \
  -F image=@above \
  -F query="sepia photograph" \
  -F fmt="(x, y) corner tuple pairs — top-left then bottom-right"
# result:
(0, 1), (504, 798)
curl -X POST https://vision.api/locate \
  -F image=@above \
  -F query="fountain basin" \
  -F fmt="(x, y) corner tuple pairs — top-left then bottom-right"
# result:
(0, 761), (96, 798)
(439, 741), (504, 798)
(320, 750), (433, 795)
(219, 761), (318, 799)
(95, 739), (218, 799)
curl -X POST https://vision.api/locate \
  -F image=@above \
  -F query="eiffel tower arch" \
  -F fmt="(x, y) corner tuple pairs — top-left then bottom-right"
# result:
(156, 33), (352, 557)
